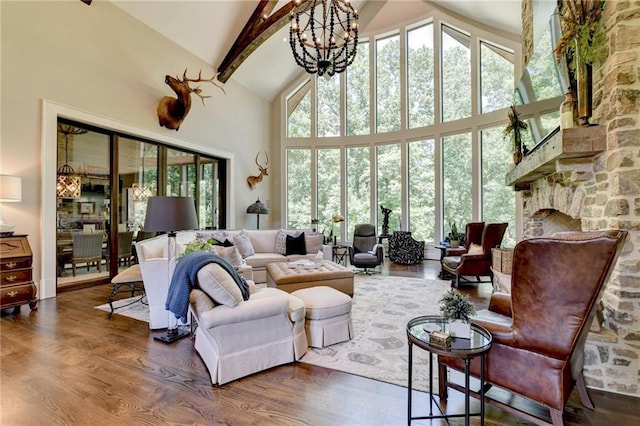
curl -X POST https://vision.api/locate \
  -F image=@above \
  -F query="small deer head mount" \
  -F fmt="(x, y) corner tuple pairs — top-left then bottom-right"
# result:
(157, 69), (225, 131)
(247, 151), (269, 190)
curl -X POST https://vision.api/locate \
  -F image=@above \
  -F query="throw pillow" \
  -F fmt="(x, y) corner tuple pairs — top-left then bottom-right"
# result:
(209, 238), (234, 247)
(214, 246), (244, 268)
(233, 230), (255, 258)
(275, 229), (301, 255)
(196, 231), (227, 243)
(305, 233), (324, 254)
(286, 232), (307, 255)
(468, 243), (483, 255)
(196, 263), (243, 307)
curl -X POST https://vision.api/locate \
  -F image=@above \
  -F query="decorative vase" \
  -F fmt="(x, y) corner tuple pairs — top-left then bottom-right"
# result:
(560, 90), (577, 130)
(448, 319), (471, 339)
(513, 150), (523, 165)
(575, 41), (592, 126)
(513, 132), (523, 165)
(450, 240), (460, 248)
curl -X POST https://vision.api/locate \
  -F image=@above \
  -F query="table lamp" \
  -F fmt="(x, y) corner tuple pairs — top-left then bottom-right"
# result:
(246, 198), (269, 229)
(143, 196), (198, 343)
(0, 175), (22, 236)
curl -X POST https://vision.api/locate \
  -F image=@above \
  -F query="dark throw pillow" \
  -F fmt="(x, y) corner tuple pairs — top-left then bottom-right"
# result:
(209, 238), (234, 247)
(286, 232), (307, 255)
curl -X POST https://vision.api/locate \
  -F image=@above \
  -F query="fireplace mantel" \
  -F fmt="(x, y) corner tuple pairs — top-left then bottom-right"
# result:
(506, 126), (606, 191)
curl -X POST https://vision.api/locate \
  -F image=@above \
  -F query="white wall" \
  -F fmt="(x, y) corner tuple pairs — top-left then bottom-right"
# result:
(1, 1), (273, 298)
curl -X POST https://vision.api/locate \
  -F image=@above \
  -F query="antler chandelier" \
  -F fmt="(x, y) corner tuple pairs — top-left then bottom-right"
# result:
(289, 0), (359, 77)
(56, 124), (87, 199)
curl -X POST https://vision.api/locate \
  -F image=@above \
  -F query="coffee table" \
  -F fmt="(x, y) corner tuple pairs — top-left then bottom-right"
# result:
(406, 315), (492, 426)
(265, 260), (354, 296)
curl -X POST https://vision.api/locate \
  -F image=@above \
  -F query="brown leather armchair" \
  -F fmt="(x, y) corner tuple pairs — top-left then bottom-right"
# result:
(444, 221), (484, 257)
(438, 230), (627, 426)
(441, 222), (507, 287)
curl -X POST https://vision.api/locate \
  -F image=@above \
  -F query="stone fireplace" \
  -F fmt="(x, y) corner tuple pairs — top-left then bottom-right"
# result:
(514, 1), (640, 397)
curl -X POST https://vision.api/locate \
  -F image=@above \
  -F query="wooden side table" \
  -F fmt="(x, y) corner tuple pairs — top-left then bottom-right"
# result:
(332, 244), (349, 266)
(1, 234), (37, 312)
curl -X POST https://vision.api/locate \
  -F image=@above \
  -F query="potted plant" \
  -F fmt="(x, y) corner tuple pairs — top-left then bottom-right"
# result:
(554, 0), (607, 126)
(503, 105), (528, 164)
(438, 288), (477, 338)
(445, 221), (464, 248)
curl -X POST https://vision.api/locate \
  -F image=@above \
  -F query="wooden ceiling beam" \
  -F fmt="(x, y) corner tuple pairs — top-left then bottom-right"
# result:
(217, 0), (304, 83)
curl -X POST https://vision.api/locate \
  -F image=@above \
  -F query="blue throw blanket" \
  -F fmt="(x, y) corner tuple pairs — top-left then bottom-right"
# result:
(165, 251), (250, 323)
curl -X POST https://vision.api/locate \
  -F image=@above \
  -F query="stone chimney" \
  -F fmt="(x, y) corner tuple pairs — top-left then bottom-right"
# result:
(515, 1), (640, 397)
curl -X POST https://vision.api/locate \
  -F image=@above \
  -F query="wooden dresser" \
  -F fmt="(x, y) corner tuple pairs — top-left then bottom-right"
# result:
(0, 234), (37, 312)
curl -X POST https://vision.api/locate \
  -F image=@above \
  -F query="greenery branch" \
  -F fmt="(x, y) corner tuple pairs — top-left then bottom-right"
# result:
(503, 105), (528, 152)
(554, 0), (607, 70)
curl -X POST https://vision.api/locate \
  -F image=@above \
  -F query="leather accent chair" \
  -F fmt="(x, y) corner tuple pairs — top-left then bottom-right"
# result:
(441, 222), (508, 287)
(348, 224), (384, 274)
(445, 221), (485, 257)
(438, 230), (628, 426)
(388, 231), (424, 265)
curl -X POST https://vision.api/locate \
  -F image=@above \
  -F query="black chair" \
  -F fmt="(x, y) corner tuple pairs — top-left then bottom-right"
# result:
(348, 224), (384, 274)
(388, 231), (424, 265)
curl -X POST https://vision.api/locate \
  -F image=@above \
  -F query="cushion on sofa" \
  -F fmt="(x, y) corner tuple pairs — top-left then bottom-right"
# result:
(197, 263), (244, 307)
(244, 252), (288, 268)
(197, 231), (228, 243)
(214, 246), (244, 268)
(243, 229), (278, 253)
(275, 229), (301, 255)
(233, 231), (255, 258)
(286, 233), (307, 255)
(305, 233), (324, 254)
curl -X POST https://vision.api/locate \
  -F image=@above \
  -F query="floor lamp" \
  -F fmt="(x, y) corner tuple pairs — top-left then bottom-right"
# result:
(246, 198), (269, 229)
(143, 196), (198, 343)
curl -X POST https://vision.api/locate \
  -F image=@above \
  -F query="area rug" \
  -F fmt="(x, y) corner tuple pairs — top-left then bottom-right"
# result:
(94, 275), (447, 391)
(95, 296), (149, 323)
(300, 274), (447, 392)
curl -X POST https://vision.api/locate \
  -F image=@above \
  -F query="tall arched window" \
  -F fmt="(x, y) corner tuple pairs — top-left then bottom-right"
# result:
(283, 12), (518, 246)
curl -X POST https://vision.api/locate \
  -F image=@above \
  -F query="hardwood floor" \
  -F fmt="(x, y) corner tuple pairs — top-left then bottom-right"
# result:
(1, 260), (638, 425)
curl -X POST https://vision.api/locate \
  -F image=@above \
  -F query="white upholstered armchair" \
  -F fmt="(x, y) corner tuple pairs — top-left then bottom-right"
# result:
(189, 263), (307, 385)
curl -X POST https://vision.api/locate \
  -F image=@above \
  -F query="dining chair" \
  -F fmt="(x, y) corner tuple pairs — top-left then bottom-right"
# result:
(71, 232), (105, 276)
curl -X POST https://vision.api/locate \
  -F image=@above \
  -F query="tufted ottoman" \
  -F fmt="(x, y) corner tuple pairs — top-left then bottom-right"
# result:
(291, 286), (353, 348)
(266, 261), (354, 296)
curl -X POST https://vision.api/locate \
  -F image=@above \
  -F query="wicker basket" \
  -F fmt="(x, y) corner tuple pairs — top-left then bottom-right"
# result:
(491, 248), (513, 274)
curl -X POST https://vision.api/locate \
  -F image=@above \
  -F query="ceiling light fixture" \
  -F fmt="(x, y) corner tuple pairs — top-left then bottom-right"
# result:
(289, 0), (359, 78)
(56, 124), (87, 199)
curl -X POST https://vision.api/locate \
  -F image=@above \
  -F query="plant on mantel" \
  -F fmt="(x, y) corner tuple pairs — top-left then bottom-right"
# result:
(554, 0), (607, 126)
(503, 105), (529, 165)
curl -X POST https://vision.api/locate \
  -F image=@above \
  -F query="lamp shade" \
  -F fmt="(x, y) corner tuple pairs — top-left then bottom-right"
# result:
(143, 196), (198, 233)
(0, 175), (22, 202)
(246, 199), (269, 215)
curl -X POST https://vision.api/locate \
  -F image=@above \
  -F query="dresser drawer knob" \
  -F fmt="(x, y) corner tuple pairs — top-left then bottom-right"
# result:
(6, 262), (17, 268)
(5, 275), (17, 282)
(7, 290), (18, 297)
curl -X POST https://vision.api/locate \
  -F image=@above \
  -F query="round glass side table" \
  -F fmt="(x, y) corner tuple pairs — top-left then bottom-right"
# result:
(406, 315), (492, 426)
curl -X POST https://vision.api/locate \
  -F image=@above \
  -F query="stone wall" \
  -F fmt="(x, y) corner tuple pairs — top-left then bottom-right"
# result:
(520, 1), (640, 396)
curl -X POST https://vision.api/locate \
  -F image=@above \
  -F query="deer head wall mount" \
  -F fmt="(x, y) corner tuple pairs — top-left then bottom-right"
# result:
(247, 151), (269, 190)
(157, 69), (225, 131)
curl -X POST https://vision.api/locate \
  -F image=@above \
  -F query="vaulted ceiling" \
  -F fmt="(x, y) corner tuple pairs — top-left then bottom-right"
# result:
(112, 0), (522, 101)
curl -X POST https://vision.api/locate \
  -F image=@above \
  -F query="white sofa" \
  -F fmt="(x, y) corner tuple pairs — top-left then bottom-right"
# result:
(135, 229), (332, 329)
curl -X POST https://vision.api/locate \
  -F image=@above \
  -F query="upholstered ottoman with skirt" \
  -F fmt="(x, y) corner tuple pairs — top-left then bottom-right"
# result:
(291, 286), (353, 348)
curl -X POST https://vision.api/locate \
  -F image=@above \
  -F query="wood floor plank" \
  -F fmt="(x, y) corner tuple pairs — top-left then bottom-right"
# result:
(1, 260), (639, 425)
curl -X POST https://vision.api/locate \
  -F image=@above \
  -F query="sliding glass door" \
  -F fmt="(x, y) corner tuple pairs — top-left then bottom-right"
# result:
(56, 119), (226, 291)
